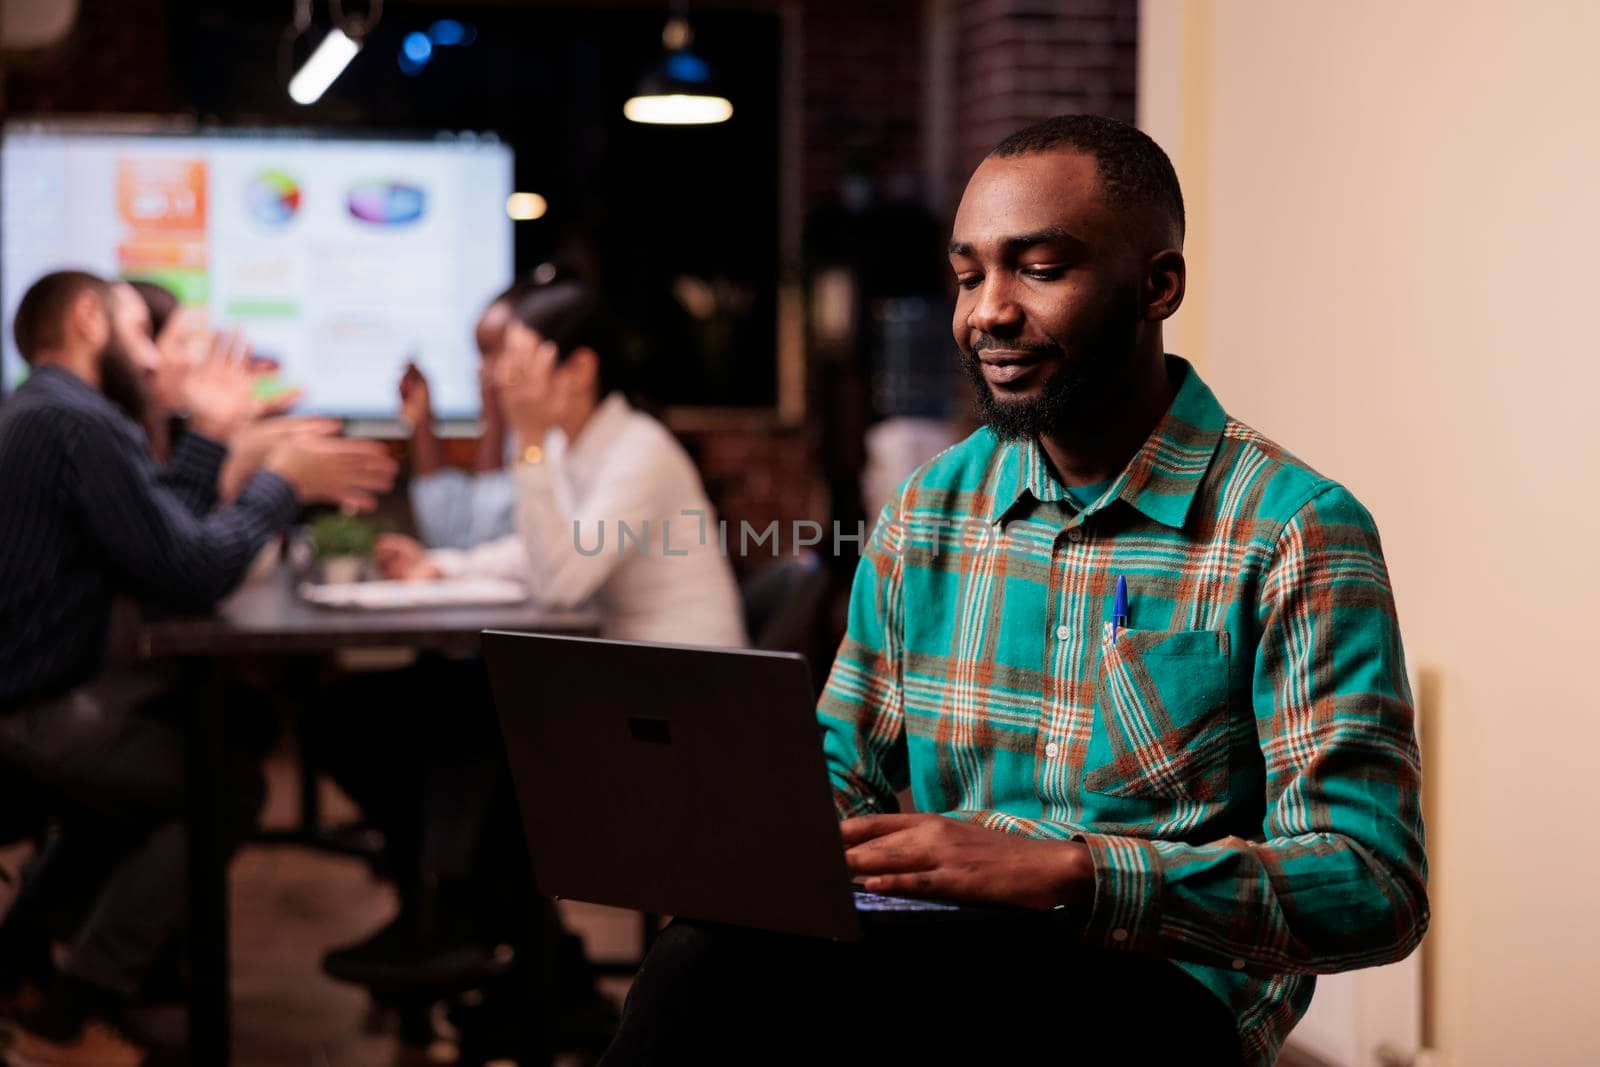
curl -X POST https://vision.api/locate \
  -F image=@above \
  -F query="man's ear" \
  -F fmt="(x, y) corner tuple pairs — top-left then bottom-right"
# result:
(1144, 249), (1186, 322)
(70, 290), (111, 347)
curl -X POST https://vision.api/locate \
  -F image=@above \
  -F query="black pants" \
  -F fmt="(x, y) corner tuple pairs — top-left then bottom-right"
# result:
(305, 656), (595, 982)
(603, 917), (1243, 1066)
(0, 668), (265, 997)
(305, 656), (511, 913)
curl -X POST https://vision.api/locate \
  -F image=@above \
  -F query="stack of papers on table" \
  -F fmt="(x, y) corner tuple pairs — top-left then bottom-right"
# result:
(298, 578), (530, 610)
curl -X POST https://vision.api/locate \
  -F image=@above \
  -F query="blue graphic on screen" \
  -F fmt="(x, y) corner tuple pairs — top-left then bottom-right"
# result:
(346, 181), (426, 225)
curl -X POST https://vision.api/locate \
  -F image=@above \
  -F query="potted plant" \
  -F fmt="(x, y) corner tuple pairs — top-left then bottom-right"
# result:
(305, 512), (378, 584)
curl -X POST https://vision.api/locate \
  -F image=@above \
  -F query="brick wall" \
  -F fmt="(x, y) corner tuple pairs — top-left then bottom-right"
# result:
(798, 0), (928, 205)
(945, 0), (1139, 208)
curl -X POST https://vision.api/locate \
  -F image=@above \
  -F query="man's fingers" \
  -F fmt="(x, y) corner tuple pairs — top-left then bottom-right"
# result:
(845, 839), (929, 876)
(858, 872), (943, 898)
(287, 417), (340, 437)
(839, 814), (926, 846)
(339, 464), (398, 492)
(224, 328), (249, 363)
(257, 389), (302, 416)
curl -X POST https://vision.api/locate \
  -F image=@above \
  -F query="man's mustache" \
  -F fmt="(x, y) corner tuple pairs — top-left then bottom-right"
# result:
(969, 334), (1063, 358)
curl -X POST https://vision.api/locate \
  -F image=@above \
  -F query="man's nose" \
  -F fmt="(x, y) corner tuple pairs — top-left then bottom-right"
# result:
(966, 277), (1023, 338)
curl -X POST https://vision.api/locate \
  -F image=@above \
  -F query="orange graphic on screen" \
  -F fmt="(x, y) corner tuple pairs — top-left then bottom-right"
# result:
(117, 159), (207, 230)
(116, 157), (210, 304)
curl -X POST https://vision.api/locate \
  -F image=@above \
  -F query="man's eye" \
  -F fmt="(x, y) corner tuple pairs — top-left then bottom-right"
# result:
(1023, 267), (1063, 281)
(956, 276), (982, 291)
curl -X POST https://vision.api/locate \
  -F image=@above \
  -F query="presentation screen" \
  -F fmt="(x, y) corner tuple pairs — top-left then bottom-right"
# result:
(2, 123), (514, 419)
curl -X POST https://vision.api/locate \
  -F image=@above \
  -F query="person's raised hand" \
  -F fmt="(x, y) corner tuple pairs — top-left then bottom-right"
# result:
(841, 813), (1094, 914)
(374, 533), (443, 581)
(218, 417), (339, 502)
(264, 435), (397, 514)
(399, 361), (433, 430)
(181, 333), (261, 442)
(494, 323), (571, 447)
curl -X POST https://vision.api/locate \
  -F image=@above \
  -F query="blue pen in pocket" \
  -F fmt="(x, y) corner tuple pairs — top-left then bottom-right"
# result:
(1111, 575), (1129, 642)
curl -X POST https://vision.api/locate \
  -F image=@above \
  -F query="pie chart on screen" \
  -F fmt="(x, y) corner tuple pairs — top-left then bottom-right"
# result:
(246, 169), (301, 225)
(346, 181), (426, 225)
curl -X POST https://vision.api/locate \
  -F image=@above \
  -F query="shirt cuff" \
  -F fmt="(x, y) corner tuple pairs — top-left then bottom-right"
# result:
(168, 431), (227, 485)
(235, 469), (299, 527)
(1075, 832), (1164, 953)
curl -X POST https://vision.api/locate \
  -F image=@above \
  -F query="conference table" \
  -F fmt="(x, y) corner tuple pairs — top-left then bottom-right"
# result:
(134, 568), (599, 1067)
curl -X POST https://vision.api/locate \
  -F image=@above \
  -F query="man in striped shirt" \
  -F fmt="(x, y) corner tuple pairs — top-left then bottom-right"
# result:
(0, 270), (395, 1065)
(606, 117), (1426, 1065)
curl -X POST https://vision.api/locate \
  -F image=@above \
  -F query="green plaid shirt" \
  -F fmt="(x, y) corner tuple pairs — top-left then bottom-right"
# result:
(818, 359), (1428, 1064)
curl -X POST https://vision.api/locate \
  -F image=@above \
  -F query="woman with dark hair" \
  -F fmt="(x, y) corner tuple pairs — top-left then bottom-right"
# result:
(125, 279), (177, 338)
(377, 279), (745, 646)
(313, 279), (742, 1061)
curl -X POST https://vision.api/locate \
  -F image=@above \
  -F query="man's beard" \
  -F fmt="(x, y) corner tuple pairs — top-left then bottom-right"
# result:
(97, 334), (150, 426)
(959, 285), (1142, 442)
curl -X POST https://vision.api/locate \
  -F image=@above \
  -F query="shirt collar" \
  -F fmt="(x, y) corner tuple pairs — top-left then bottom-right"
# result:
(985, 356), (1227, 530)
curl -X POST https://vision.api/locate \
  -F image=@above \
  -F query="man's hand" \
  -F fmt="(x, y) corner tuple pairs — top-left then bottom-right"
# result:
(842, 813), (1095, 914)
(218, 417), (339, 502)
(181, 329), (303, 440)
(399, 361), (433, 430)
(374, 533), (444, 581)
(494, 322), (579, 448)
(264, 435), (397, 513)
(181, 334), (258, 442)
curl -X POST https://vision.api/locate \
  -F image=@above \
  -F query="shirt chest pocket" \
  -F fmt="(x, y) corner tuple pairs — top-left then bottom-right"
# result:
(1083, 625), (1232, 803)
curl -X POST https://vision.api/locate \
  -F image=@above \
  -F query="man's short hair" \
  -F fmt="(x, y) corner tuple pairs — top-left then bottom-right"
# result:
(989, 114), (1185, 244)
(13, 270), (108, 363)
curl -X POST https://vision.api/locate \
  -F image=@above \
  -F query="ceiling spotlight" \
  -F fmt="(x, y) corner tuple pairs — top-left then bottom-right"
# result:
(290, 28), (362, 105)
(285, 0), (382, 105)
(506, 192), (548, 221)
(624, 13), (732, 126)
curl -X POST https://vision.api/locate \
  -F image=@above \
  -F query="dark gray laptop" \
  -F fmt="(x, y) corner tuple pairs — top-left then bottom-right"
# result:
(482, 631), (979, 943)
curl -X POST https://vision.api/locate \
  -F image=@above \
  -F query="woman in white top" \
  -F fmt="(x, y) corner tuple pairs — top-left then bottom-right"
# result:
(377, 281), (747, 649)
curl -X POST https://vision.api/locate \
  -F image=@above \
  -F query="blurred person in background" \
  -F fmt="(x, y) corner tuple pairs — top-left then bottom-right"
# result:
(377, 279), (746, 647)
(115, 279), (326, 503)
(312, 280), (744, 1063)
(0, 270), (397, 1065)
(400, 279), (544, 552)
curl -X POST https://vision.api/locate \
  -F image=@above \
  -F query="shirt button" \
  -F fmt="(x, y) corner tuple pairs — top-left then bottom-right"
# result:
(1055, 625), (1070, 640)
(1231, 959), (1246, 970)
(1044, 742), (1060, 758)
(1111, 928), (1129, 943)
(1067, 528), (1083, 543)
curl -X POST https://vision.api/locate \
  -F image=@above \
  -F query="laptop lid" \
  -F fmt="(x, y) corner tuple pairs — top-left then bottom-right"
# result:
(483, 631), (861, 942)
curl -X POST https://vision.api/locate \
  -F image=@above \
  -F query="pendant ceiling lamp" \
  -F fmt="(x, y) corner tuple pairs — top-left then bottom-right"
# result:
(285, 0), (382, 106)
(624, 8), (732, 126)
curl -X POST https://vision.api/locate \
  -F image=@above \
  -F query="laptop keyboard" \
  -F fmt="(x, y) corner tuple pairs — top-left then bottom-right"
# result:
(852, 890), (964, 912)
